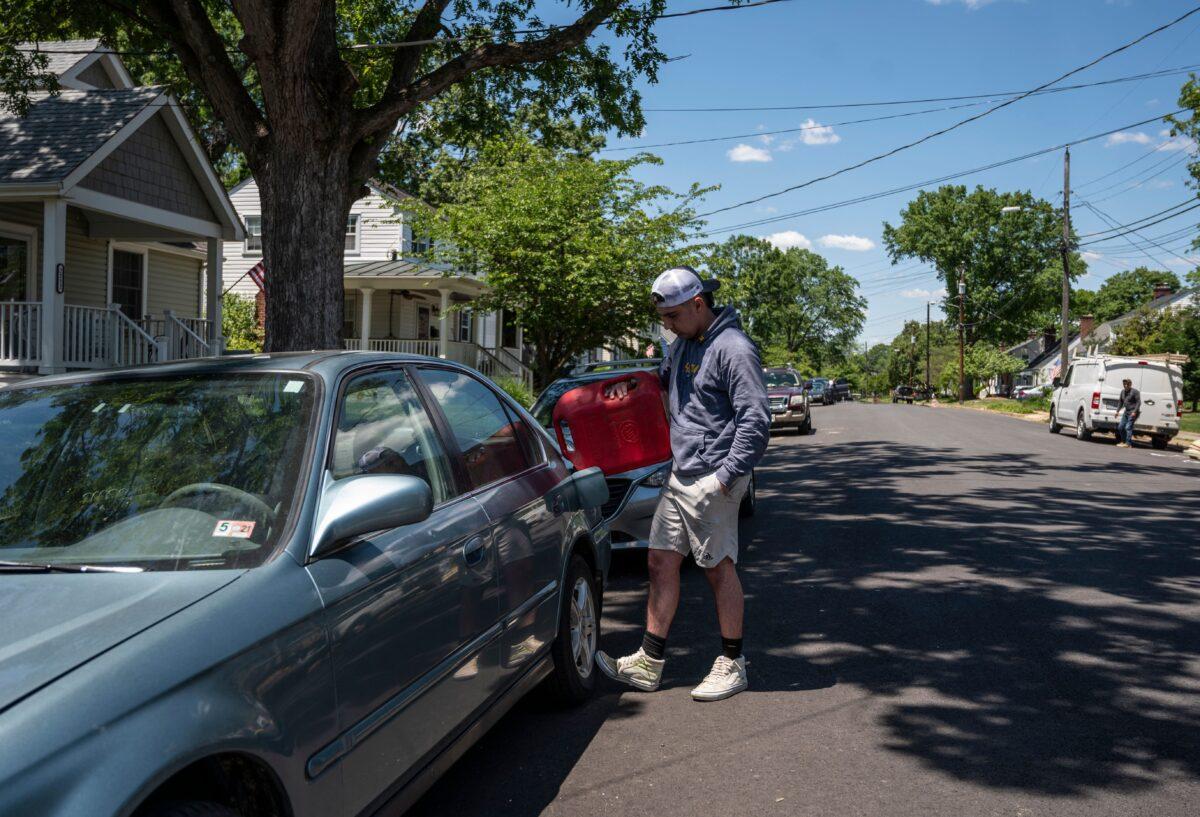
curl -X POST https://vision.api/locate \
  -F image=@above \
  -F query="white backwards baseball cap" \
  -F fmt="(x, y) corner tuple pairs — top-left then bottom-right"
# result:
(651, 266), (720, 307)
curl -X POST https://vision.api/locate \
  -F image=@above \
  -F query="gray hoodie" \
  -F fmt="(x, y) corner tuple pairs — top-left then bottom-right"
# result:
(659, 306), (770, 485)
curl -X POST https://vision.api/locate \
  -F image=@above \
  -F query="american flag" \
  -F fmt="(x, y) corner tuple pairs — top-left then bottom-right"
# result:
(247, 260), (266, 292)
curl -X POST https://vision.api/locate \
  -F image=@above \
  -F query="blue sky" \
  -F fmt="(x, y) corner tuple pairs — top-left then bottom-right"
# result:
(597, 0), (1200, 347)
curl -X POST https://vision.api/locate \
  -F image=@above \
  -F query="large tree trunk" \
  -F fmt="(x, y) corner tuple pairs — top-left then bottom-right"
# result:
(258, 150), (355, 352)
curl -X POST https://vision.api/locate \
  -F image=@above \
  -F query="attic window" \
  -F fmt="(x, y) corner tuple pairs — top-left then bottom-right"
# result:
(244, 216), (262, 255)
(345, 215), (360, 253)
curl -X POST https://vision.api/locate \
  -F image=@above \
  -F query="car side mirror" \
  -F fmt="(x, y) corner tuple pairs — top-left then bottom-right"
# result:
(1052, 377), (1062, 388)
(310, 474), (433, 560)
(549, 466), (610, 513)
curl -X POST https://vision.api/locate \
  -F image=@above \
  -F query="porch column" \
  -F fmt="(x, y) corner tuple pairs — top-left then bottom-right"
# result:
(38, 199), (66, 374)
(359, 288), (374, 350)
(205, 238), (224, 353)
(438, 288), (451, 359)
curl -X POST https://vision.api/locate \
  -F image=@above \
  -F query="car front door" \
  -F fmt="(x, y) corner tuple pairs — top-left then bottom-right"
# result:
(416, 367), (568, 679)
(1057, 364), (1075, 422)
(305, 366), (502, 816)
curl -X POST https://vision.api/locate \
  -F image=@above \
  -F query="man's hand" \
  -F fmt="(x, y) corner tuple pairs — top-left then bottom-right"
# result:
(717, 479), (730, 496)
(603, 378), (636, 400)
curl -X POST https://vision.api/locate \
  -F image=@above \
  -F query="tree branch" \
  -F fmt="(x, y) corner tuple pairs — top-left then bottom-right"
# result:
(108, 0), (269, 164)
(352, 0), (623, 142)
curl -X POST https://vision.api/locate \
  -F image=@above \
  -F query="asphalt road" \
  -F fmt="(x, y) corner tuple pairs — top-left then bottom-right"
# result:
(409, 402), (1200, 817)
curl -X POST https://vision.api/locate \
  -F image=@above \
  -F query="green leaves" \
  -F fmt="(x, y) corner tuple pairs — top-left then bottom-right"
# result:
(882, 185), (1081, 347)
(411, 136), (706, 387)
(708, 235), (866, 370)
(1076, 267), (1180, 324)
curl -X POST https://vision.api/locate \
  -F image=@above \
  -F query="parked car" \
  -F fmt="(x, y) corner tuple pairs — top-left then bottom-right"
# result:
(806, 377), (833, 405)
(1014, 383), (1053, 400)
(828, 377), (852, 402)
(0, 353), (612, 817)
(531, 362), (757, 548)
(1049, 355), (1185, 449)
(892, 385), (916, 404)
(764, 367), (811, 434)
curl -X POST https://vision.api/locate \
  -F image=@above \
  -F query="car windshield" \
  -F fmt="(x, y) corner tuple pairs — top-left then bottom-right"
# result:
(0, 373), (317, 571)
(764, 371), (799, 388)
(531, 378), (591, 429)
(809, 379), (828, 390)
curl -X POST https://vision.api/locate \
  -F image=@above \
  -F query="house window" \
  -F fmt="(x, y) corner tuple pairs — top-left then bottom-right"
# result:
(345, 215), (360, 253)
(500, 310), (517, 349)
(458, 309), (472, 343)
(111, 249), (144, 320)
(0, 233), (30, 301)
(244, 216), (262, 255)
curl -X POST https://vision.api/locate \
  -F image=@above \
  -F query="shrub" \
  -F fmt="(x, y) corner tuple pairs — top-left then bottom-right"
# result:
(222, 292), (262, 352)
(495, 375), (535, 409)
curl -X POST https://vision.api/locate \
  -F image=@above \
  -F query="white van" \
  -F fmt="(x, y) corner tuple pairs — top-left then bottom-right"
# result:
(1049, 355), (1185, 449)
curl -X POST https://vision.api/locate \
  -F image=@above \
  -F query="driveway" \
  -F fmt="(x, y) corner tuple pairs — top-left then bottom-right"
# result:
(409, 401), (1200, 817)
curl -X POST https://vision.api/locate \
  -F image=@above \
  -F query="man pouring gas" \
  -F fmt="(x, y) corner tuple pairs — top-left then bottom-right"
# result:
(597, 266), (770, 702)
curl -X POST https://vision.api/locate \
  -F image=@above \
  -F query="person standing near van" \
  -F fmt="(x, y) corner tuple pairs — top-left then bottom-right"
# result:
(1116, 377), (1141, 448)
(596, 266), (770, 702)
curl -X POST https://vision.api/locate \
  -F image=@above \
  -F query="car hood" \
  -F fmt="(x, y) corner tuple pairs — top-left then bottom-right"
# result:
(0, 571), (242, 714)
(767, 387), (800, 397)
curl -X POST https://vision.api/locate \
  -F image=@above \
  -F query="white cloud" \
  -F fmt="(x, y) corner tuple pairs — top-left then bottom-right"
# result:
(1156, 129), (1197, 152)
(727, 143), (772, 163)
(901, 288), (948, 299)
(1166, 255), (1200, 267)
(1146, 98), (1160, 107)
(1105, 131), (1153, 147)
(758, 134), (775, 146)
(1081, 251), (1105, 263)
(819, 234), (876, 252)
(777, 119), (842, 151)
(763, 231), (812, 250)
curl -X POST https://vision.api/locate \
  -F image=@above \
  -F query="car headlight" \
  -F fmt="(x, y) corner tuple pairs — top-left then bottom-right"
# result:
(789, 394), (805, 408)
(641, 464), (671, 488)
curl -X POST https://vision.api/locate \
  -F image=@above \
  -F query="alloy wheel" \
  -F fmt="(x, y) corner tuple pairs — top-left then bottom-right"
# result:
(568, 577), (596, 678)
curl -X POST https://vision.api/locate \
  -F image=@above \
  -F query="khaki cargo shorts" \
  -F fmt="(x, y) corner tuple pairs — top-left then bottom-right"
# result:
(649, 471), (750, 568)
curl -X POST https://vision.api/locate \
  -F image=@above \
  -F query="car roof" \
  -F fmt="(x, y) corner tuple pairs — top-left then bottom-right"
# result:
(19, 351), (469, 388)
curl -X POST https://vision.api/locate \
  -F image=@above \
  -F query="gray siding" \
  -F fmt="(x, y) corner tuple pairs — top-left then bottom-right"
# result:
(147, 250), (202, 316)
(76, 61), (115, 89)
(79, 112), (217, 222)
(64, 209), (108, 307)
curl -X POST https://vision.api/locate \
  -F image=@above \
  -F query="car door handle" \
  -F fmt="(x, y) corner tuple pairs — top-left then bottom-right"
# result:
(462, 536), (487, 566)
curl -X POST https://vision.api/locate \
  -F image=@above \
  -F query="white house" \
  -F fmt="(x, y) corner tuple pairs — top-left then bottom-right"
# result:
(0, 40), (242, 380)
(221, 177), (531, 385)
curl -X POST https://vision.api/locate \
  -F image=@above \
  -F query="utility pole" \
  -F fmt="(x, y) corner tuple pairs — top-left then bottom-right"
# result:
(958, 272), (966, 402)
(1060, 146), (1072, 378)
(926, 301), (931, 394)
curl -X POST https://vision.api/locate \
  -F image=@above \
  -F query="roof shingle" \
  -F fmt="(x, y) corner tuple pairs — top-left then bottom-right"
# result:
(16, 39), (102, 77)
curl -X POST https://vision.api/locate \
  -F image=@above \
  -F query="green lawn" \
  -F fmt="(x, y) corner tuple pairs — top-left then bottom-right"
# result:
(1181, 412), (1200, 434)
(961, 398), (1047, 416)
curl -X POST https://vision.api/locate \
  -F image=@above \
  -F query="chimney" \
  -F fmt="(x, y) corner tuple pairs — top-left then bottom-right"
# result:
(1079, 314), (1094, 341)
(1042, 326), (1056, 353)
(1152, 282), (1174, 301)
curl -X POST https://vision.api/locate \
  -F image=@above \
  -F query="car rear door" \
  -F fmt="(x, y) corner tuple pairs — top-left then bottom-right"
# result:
(1107, 360), (1182, 433)
(305, 366), (501, 816)
(415, 366), (568, 680)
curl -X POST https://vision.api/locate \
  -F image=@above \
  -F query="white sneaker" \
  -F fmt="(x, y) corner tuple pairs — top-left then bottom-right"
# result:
(691, 655), (748, 702)
(596, 647), (665, 691)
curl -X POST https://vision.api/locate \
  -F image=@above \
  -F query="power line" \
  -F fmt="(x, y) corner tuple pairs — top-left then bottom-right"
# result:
(602, 99), (992, 152)
(1073, 150), (1194, 202)
(698, 110), (1185, 237)
(695, 8), (1200, 220)
(1076, 197), (1199, 238)
(645, 63), (1200, 113)
(1079, 200), (1200, 246)
(1083, 200), (1199, 268)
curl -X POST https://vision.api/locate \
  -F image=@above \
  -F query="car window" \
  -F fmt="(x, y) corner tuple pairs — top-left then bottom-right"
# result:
(1063, 365), (1074, 387)
(418, 368), (531, 489)
(331, 369), (456, 505)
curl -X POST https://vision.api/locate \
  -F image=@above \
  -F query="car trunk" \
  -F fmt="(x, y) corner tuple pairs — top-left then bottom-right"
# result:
(1105, 361), (1182, 432)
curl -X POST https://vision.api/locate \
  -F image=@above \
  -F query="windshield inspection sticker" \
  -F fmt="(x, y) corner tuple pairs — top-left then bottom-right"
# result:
(284, 380), (305, 394)
(213, 520), (256, 539)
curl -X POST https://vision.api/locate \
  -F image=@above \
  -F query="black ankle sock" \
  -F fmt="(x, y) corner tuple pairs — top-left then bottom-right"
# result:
(642, 631), (667, 660)
(722, 637), (743, 660)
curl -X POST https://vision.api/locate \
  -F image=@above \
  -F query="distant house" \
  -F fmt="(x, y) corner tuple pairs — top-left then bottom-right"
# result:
(0, 40), (242, 380)
(221, 176), (531, 385)
(1080, 284), (1197, 355)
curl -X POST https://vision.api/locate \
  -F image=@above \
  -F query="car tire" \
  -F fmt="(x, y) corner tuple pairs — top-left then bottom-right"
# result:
(800, 415), (812, 434)
(1076, 409), (1092, 441)
(1049, 406), (1061, 434)
(142, 802), (241, 817)
(544, 554), (599, 705)
(1151, 436), (1169, 450)
(739, 471), (757, 518)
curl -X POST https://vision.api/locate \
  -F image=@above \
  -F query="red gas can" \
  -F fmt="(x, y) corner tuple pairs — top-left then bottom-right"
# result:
(552, 370), (671, 474)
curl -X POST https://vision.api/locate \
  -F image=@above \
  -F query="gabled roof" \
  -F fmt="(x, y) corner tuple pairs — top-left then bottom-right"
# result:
(18, 39), (102, 77)
(0, 87), (160, 184)
(1088, 286), (1198, 347)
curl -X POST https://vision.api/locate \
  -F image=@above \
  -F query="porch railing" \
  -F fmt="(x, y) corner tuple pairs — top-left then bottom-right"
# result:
(0, 302), (41, 366)
(63, 305), (112, 369)
(112, 309), (163, 367)
(343, 336), (533, 388)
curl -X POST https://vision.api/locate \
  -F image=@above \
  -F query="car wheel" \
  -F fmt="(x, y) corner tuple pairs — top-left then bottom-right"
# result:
(1076, 409), (1092, 441)
(141, 802), (241, 817)
(1151, 436), (1169, 450)
(1049, 406), (1061, 434)
(739, 471), (757, 518)
(892, 398), (897, 403)
(544, 555), (598, 705)
(800, 415), (812, 434)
